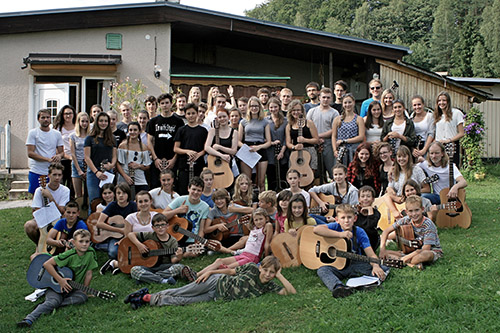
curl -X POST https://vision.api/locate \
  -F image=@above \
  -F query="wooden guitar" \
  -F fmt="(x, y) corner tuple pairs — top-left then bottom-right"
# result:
(86, 212), (124, 244)
(289, 117), (314, 187)
(47, 231), (74, 256)
(205, 215), (251, 241)
(27, 254), (115, 299)
(117, 238), (204, 273)
(270, 226), (306, 268)
(310, 193), (340, 217)
(299, 226), (404, 270)
(395, 224), (423, 254)
(168, 220), (221, 251)
(436, 143), (472, 228)
(207, 119), (234, 189)
(75, 161), (89, 219)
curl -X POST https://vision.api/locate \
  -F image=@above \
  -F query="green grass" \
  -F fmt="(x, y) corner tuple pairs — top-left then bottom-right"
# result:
(2, 166), (500, 332)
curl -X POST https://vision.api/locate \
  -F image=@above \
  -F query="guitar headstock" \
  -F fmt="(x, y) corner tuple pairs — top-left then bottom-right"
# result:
(100, 159), (110, 171)
(96, 290), (116, 300)
(297, 117), (305, 128)
(337, 145), (347, 161)
(445, 200), (460, 211)
(82, 161), (88, 173)
(239, 214), (251, 225)
(186, 243), (205, 255)
(444, 142), (455, 158)
(39, 175), (48, 188)
(160, 158), (168, 171)
(274, 143), (282, 155)
(381, 258), (405, 269)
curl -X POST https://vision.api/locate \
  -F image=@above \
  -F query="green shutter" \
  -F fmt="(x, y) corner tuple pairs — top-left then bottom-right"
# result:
(106, 33), (122, 50)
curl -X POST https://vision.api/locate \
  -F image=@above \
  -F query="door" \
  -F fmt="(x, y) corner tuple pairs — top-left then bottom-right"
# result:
(33, 83), (69, 129)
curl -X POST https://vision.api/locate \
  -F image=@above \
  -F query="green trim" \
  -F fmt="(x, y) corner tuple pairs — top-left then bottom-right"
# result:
(171, 74), (290, 80)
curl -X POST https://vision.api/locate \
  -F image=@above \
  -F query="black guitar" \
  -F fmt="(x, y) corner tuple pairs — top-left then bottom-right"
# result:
(274, 143), (287, 191)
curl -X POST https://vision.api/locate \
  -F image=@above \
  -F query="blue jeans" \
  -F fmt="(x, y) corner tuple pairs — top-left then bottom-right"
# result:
(93, 238), (120, 259)
(422, 192), (440, 205)
(86, 169), (101, 202)
(317, 261), (390, 292)
(310, 214), (328, 225)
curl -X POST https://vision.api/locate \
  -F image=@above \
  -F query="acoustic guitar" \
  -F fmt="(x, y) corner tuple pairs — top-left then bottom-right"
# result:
(274, 143), (288, 191)
(289, 117), (314, 187)
(395, 224), (423, 254)
(86, 212), (124, 244)
(336, 144), (347, 165)
(436, 143), (472, 228)
(315, 142), (327, 185)
(299, 226), (404, 270)
(168, 221), (221, 251)
(27, 254), (115, 299)
(205, 214), (251, 241)
(47, 231), (73, 256)
(270, 226), (306, 268)
(310, 193), (339, 217)
(117, 238), (204, 273)
(207, 119), (234, 189)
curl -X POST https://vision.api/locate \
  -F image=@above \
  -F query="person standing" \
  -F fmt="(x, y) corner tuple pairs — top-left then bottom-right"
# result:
(117, 101), (134, 133)
(304, 82), (320, 113)
(360, 79), (383, 117)
(53, 105), (76, 197)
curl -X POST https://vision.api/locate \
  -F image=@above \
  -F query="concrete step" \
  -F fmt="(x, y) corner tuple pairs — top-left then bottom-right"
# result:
(10, 180), (29, 190)
(8, 189), (32, 200)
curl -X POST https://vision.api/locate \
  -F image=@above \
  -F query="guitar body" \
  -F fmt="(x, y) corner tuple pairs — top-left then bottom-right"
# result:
(205, 217), (225, 241)
(289, 150), (314, 187)
(299, 226), (349, 270)
(90, 198), (103, 214)
(86, 213), (124, 244)
(27, 254), (73, 293)
(75, 197), (89, 219)
(166, 216), (191, 241)
(310, 193), (336, 217)
(117, 238), (160, 274)
(48, 231), (69, 256)
(395, 224), (419, 254)
(436, 188), (471, 228)
(206, 155), (234, 189)
(270, 227), (305, 268)
(374, 194), (406, 231)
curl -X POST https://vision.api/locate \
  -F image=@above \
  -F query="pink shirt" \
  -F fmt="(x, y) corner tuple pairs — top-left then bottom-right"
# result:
(242, 227), (265, 256)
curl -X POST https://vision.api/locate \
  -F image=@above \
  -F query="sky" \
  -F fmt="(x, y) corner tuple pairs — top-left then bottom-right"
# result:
(0, 0), (266, 16)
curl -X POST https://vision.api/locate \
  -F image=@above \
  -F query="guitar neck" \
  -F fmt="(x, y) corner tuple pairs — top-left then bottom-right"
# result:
(335, 249), (380, 265)
(68, 280), (100, 297)
(174, 226), (209, 245)
(448, 160), (454, 188)
(148, 247), (183, 257)
(215, 126), (220, 145)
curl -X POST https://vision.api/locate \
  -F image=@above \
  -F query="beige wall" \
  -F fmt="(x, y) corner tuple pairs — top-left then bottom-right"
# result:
(0, 24), (171, 168)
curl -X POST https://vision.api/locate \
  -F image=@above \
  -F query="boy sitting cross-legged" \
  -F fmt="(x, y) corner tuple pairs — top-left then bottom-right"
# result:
(314, 204), (388, 298)
(17, 229), (97, 328)
(124, 255), (296, 309)
(46, 201), (88, 254)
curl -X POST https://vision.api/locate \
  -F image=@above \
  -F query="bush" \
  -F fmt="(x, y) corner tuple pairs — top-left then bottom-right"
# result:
(460, 107), (486, 180)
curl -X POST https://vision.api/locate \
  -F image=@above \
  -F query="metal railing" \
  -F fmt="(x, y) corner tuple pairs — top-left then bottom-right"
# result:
(0, 120), (11, 172)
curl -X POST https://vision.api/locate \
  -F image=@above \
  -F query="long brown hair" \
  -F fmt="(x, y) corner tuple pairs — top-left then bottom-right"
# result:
(394, 146), (414, 181)
(89, 112), (115, 146)
(268, 97), (285, 129)
(286, 193), (309, 229)
(434, 91), (452, 123)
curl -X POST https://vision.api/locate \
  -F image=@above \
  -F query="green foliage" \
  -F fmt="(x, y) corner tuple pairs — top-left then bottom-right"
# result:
(107, 77), (148, 117)
(479, 0), (500, 76)
(429, 0), (458, 72)
(461, 107), (486, 180)
(450, 13), (480, 76)
(471, 40), (494, 77)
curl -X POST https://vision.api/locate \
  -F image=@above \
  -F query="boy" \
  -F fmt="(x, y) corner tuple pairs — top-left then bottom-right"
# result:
(164, 177), (210, 249)
(354, 186), (381, 250)
(128, 214), (197, 284)
(17, 229), (97, 327)
(173, 103), (208, 195)
(107, 110), (127, 146)
(124, 255), (296, 309)
(332, 80), (347, 113)
(257, 87), (270, 111)
(258, 190), (278, 224)
(145, 95), (158, 118)
(24, 162), (70, 245)
(46, 201), (88, 253)
(286, 169), (310, 207)
(117, 101), (134, 133)
(147, 93), (185, 189)
(279, 88), (293, 114)
(314, 204), (388, 298)
(379, 195), (442, 269)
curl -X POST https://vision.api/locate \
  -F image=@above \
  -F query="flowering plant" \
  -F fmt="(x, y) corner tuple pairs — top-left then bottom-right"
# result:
(460, 107), (486, 180)
(107, 77), (148, 117)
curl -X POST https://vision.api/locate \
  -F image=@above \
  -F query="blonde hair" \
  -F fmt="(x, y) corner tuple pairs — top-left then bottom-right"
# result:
(335, 203), (356, 216)
(74, 229), (91, 240)
(246, 96), (265, 121)
(405, 194), (423, 208)
(233, 174), (253, 205)
(258, 190), (277, 206)
(260, 255), (281, 271)
(251, 207), (268, 229)
(75, 112), (89, 137)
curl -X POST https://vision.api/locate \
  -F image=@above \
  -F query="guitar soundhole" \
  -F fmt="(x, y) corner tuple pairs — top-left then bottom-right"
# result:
(297, 158), (304, 165)
(215, 158), (221, 166)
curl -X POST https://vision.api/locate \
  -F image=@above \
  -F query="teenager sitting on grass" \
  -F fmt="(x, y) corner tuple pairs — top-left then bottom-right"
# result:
(46, 201), (88, 253)
(124, 255), (296, 309)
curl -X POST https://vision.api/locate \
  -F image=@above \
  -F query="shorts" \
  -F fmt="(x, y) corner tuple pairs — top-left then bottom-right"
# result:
(245, 141), (268, 162)
(234, 251), (260, 266)
(28, 172), (46, 194)
(71, 160), (85, 178)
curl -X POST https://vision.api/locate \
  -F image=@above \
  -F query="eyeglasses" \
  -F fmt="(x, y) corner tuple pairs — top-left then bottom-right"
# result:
(153, 223), (168, 228)
(370, 86), (382, 90)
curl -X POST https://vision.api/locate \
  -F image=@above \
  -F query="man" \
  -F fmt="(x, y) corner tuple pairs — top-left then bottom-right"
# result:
(332, 80), (347, 113)
(257, 88), (270, 111)
(117, 101), (134, 133)
(175, 93), (188, 123)
(360, 79), (383, 117)
(26, 109), (64, 194)
(304, 81), (321, 113)
(279, 88), (293, 114)
(306, 87), (340, 179)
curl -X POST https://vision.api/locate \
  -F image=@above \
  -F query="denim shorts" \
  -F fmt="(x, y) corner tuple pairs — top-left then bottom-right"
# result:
(71, 160), (85, 178)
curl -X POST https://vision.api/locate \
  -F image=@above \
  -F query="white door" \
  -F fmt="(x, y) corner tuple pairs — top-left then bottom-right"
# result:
(33, 83), (69, 129)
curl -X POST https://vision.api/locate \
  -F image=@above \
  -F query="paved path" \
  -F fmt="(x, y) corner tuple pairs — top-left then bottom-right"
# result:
(0, 200), (31, 210)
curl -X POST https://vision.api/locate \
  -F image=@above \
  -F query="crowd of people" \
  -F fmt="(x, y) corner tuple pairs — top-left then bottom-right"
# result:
(18, 79), (468, 327)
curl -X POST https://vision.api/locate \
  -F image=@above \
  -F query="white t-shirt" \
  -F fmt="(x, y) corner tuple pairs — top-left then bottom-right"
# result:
(389, 165), (426, 196)
(149, 188), (180, 209)
(286, 188), (311, 207)
(31, 184), (70, 209)
(391, 121), (406, 151)
(306, 106), (339, 141)
(413, 112), (435, 141)
(60, 127), (75, 156)
(365, 124), (382, 143)
(26, 128), (63, 175)
(125, 211), (157, 233)
(435, 108), (464, 141)
(418, 161), (463, 194)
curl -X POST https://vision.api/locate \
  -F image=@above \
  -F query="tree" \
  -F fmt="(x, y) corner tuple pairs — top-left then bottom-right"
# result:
(479, 0), (500, 76)
(450, 14), (480, 76)
(429, 0), (458, 72)
(471, 40), (494, 77)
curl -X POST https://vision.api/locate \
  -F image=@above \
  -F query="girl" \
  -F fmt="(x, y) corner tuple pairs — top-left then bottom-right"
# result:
(381, 89), (395, 121)
(266, 97), (288, 192)
(284, 193), (316, 236)
(364, 101), (383, 144)
(188, 86), (201, 105)
(229, 173), (256, 215)
(332, 93), (365, 166)
(116, 122), (152, 194)
(285, 100), (319, 175)
(275, 190), (292, 233)
(149, 169), (179, 210)
(144, 95), (158, 119)
(95, 182), (137, 266)
(402, 179), (436, 220)
(70, 112), (89, 199)
(197, 208), (273, 275)
(238, 96), (272, 192)
(411, 95), (435, 159)
(96, 183), (115, 213)
(375, 142), (394, 197)
(89, 104), (103, 125)
(347, 142), (380, 194)
(200, 168), (215, 208)
(381, 99), (417, 153)
(229, 108), (241, 130)
(206, 86), (219, 114)
(433, 91), (465, 165)
(285, 169), (311, 207)
(137, 110), (150, 144)
(84, 112), (117, 203)
(53, 105), (76, 194)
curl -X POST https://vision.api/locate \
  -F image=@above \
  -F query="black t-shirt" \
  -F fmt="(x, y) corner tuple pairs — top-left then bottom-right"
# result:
(146, 113), (185, 159)
(355, 209), (381, 250)
(174, 125), (208, 168)
(113, 129), (127, 147)
(84, 136), (115, 170)
(102, 201), (138, 219)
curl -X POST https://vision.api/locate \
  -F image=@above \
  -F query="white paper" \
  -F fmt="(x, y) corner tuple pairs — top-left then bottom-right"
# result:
(33, 202), (61, 228)
(236, 144), (261, 169)
(346, 275), (380, 288)
(99, 171), (115, 187)
(231, 158), (240, 177)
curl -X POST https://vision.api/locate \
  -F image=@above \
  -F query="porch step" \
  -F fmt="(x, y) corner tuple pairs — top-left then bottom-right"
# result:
(10, 180), (29, 190)
(8, 189), (32, 200)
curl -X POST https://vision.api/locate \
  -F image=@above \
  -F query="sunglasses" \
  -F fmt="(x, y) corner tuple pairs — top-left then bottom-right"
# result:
(370, 86), (382, 90)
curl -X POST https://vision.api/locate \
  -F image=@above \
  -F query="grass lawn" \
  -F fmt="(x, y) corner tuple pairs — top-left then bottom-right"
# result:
(1, 165), (500, 332)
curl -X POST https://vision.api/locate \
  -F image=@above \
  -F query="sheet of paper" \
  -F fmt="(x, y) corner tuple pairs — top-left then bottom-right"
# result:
(231, 158), (240, 177)
(236, 144), (261, 169)
(99, 171), (115, 188)
(33, 201), (61, 228)
(346, 275), (380, 288)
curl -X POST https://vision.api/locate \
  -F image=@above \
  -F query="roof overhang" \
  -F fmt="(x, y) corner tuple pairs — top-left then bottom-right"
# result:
(22, 53), (122, 71)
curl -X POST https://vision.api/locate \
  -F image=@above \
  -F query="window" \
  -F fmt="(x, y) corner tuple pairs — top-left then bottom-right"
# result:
(45, 99), (59, 123)
(106, 33), (122, 50)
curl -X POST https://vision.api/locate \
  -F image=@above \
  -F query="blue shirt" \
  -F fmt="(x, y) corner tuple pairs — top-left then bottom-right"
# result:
(326, 222), (371, 254)
(360, 98), (374, 117)
(53, 218), (88, 239)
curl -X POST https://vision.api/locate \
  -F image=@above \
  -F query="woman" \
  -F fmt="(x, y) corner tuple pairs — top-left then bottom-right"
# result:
(238, 96), (272, 192)
(84, 112), (117, 203)
(53, 105), (76, 194)
(364, 101), (383, 144)
(137, 110), (150, 144)
(69, 112), (89, 199)
(188, 86), (201, 105)
(116, 122), (152, 194)
(89, 104), (103, 126)
(381, 89), (395, 121)
(229, 108), (241, 130)
(332, 93), (365, 166)
(433, 91), (465, 165)
(347, 142), (380, 194)
(266, 97), (288, 192)
(374, 142), (394, 197)
(206, 86), (219, 115)
(411, 95), (435, 159)
(381, 99), (417, 153)
(124, 191), (157, 235)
